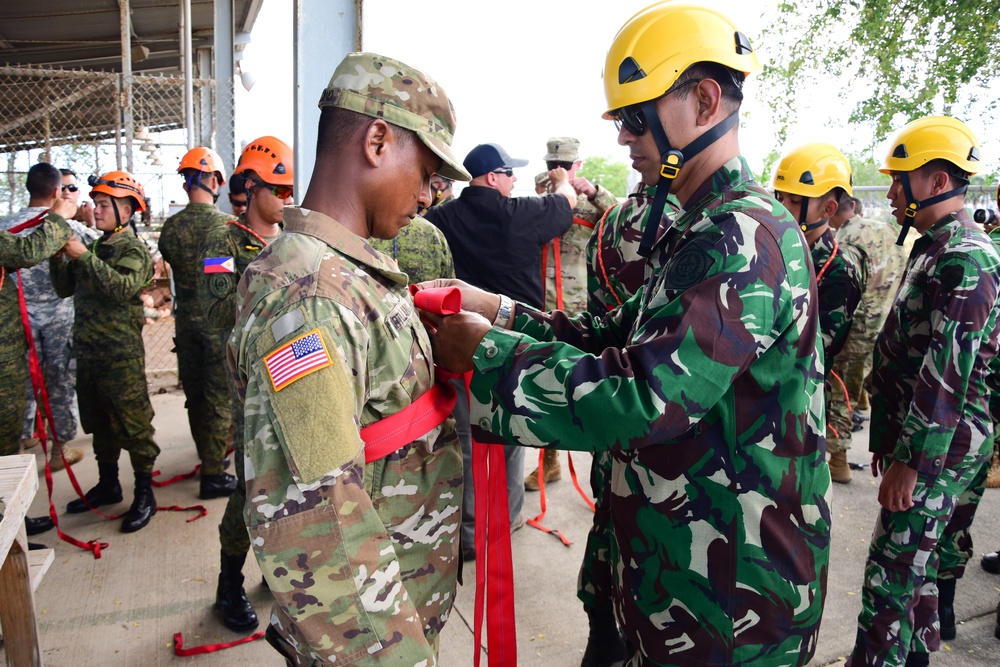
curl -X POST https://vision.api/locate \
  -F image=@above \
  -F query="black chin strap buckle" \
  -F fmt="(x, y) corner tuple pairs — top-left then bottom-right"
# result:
(660, 150), (684, 180)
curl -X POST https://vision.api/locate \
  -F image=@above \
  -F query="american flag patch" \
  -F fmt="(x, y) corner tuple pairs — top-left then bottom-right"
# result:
(264, 329), (333, 391)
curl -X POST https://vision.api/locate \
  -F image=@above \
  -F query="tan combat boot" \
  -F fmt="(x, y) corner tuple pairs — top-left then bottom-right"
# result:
(986, 455), (1000, 489)
(50, 443), (85, 470)
(524, 449), (562, 491)
(829, 450), (851, 484)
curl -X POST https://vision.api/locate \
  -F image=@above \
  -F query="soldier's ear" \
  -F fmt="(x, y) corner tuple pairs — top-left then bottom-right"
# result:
(363, 119), (391, 167)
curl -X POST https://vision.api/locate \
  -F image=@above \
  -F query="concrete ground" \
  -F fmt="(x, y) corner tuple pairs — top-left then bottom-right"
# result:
(3, 384), (999, 666)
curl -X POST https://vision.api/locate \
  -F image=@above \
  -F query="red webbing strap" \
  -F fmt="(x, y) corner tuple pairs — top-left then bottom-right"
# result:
(567, 453), (596, 513)
(173, 630), (265, 656)
(152, 464), (201, 487)
(525, 450), (572, 546)
(408, 286), (517, 666)
(572, 217), (596, 230)
(552, 238), (564, 310)
(360, 381), (457, 463)
(17, 271), (110, 558)
(816, 238), (839, 283)
(540, 242), (549, 308)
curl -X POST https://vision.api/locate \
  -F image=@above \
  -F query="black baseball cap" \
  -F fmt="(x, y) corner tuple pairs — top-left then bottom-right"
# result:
(463, 143), (529, 179)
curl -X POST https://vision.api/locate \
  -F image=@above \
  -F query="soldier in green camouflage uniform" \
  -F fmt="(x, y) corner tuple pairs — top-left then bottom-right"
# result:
(578, 182), (680, 665)
(227, 52), (469, 665)
(0, 202), (73, 457)
(527, 137), (620, 492)
(370, 215), (454, 284)
(53, 171), (160, 533)
(773, 143), (867, 484)
(428, 174), (454, 210)
(427, 7), (831, 665)
(847, 116), (1000, 667)
(203, 135), (292, 634)
(159, 146), (237, 499)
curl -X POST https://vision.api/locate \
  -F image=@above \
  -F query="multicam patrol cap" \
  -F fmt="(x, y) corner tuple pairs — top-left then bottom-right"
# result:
(544, 136), (580, 162)
(318, 52), (471, 181)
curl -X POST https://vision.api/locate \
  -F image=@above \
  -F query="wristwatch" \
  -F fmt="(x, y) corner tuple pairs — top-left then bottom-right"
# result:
(493, 294), (513, 328)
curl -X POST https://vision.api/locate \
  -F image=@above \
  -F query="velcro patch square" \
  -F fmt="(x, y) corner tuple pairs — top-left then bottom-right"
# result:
(264, 329), (333, 391)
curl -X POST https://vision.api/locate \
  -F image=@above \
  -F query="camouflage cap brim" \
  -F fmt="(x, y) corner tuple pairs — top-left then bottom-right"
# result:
(319, 53), (471, 181)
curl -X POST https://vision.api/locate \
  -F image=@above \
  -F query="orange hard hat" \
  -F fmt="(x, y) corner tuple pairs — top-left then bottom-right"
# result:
(88, 170), (147, 212)
(233, 136), (293, 186)
(178, 146), (227, 184)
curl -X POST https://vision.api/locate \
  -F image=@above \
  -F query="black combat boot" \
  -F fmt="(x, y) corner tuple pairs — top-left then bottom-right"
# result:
(200, 471), (238, 499)
(67, 462), (123, 513)
(25, 516), (54, 535)
(937, 577), (957, 640)
(121, 471), (157, 533)
(904, 651), (929, 667)
(581, 606), (626, 667)
(216, 552), (259, 632)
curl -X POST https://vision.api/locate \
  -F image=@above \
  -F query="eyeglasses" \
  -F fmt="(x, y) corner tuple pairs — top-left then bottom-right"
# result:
(228, 196), (247, 206)
(61, 184), (79, 192)
(491, 168), (513, 177)
(252, 181), (293, 200)
(611, 79), (702, 136)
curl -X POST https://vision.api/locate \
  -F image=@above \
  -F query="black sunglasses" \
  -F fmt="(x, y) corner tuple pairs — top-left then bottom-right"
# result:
(61, 184), (79, 192)
(611, 79), (702, 135)
(492, 168), (513, 177)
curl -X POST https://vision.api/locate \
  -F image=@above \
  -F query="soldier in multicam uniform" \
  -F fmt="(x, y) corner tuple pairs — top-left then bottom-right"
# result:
(846, 116), (1000, 667)
(525, 137), (619, 492)
(227, 52), (468, 665)
(425, 5), (831, 666)
(202, 135), (292, 634)
(0, 163), (96, 473)
(579, 180), (680, 666)
(54, 171), (160, 533)
(0, 184), (74, 538)
(159, 146), (238, 500)
(774, 143), (867, 483)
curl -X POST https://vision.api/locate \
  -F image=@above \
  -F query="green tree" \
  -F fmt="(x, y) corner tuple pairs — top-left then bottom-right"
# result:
(578, 155), (630, 198)
(759, 1), (999, 147)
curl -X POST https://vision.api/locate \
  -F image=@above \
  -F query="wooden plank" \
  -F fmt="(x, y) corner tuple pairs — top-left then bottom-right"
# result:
(0, 531), (42, 666)
(27, 549), (54, 593)
(0, 455), (38, 564)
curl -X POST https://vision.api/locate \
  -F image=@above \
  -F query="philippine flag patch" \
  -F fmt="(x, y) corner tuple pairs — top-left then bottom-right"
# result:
(264, 329), (333, 391)
(204, 256), (235, 273)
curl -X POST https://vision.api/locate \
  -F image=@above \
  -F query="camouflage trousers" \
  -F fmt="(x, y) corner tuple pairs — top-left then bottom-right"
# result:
(826, 362), (854, 454)
(174, 318), (232, 475)
(841, 316), (878, 408)
(218, 380), (249, 557)
(77, 357), (159, 473)
(848, 453), (989, 667)
(578, 449), (616, 613)
(937, 457), (990, 579)
(0, 356), (28, 457)
(22, 306), (80, 443)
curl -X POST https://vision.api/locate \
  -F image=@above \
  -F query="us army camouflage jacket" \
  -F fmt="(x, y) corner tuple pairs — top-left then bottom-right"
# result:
(228, 206), (462, 666)
(201, 219), (274, 330)
(50, 229), (153, 362)
(585, 185), (680, 312)
(543, 183), (618, 316)
(812, 228), (866, 372)
(370, 215), (455, 284)
(870, 208), (1000, 475)
(0, 212), (71, 362)
(159, 202), (233, 320)
(468, 156), (831, 666)
(836, 216), (906, 339)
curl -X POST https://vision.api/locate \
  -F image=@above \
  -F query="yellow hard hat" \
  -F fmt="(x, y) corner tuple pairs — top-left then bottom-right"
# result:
(880, 116), (982, 176)
(602, 1), (760, 117)
(773, 142), (853, 199)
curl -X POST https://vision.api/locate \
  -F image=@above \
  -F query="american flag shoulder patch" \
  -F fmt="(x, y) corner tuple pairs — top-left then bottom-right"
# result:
(263, 329), (333, 392)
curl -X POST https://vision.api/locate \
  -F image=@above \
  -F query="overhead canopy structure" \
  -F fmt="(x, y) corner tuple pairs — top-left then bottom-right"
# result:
(0, 1), (262, 157)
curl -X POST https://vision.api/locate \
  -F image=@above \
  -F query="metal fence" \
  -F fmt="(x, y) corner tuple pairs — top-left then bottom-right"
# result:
(1, 63), (236, 380)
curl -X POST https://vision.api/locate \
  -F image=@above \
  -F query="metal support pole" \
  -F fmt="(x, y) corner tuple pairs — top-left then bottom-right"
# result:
(119, 0), (134, 172)
(182, 0), (195, 149)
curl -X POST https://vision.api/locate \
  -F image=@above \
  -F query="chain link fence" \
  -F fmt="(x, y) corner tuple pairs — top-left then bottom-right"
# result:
(1, 63), (237, 381)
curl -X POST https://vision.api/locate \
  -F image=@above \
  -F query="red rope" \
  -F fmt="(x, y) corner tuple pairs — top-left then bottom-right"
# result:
(173, 630), (265, 656)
